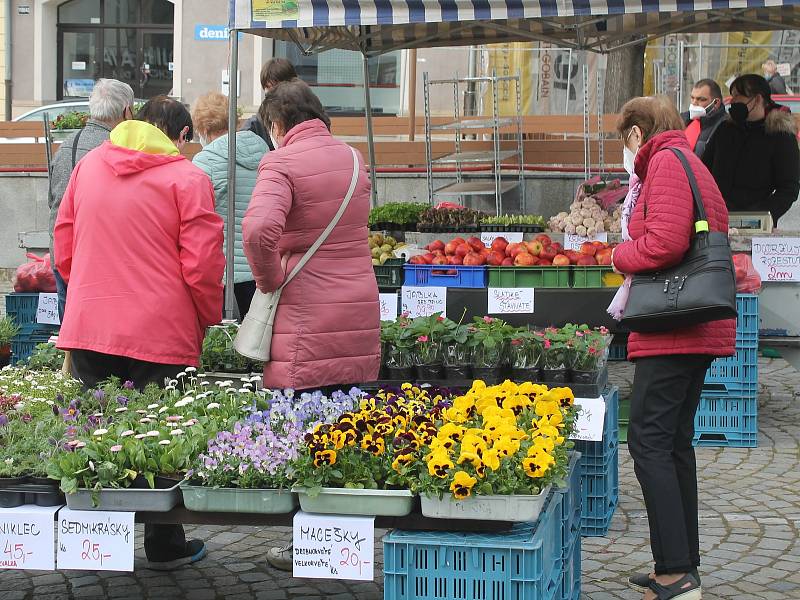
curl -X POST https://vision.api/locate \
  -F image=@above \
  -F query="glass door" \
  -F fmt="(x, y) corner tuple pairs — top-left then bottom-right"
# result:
(139, 30), (174, 98)
(102, 27), (139, 96)
(60, 29), (100, 98)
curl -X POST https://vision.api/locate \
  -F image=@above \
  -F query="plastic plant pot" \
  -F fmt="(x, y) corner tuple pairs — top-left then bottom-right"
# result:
(421, 486), (552, 521)
(292, 487), (415, 517)
(444, 365), (472, 380)
(181, 485), (298, 514)
(416, 364), (444, 380)
(511, 367), (542, 383)
(570, 369), (600, 384)
(542, 368), (568, 384)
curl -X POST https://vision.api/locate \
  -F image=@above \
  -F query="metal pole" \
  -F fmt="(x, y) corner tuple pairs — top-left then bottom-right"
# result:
(678, 40), (685, 108)
(362, 53), (378, 208)
(224, 33), (239, 321)
(423, 72), (434, 204)
(697, 41), (703, 84)
(582, 63), (590, 179)
(43, 114), (53, 180)
(407, 49), (417, 141)
(4, 0), (13, 120)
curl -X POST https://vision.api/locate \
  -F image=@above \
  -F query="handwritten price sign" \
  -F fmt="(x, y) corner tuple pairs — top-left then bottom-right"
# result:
(563, 232), (608, 251)
(57, 508), (134, 571)
(293, 511), (374, 581)
(487, 287), (534, 314)
(0, 505), (60, 570)
(480, 231), (523, 246)
(751, 237), (800, 282)
(36, 293), (60, 325)
(379, 293), (399, 321)
(401, 286), (447, 318)
(569, 396), (606, 442)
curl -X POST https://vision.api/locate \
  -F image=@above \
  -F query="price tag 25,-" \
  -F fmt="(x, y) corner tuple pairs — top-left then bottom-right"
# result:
(293, 511), (374, 581)
(57, 508), (134, 571)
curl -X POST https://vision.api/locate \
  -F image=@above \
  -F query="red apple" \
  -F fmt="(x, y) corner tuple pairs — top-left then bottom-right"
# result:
(514, 252), (536, 266)
(526, 240), (543, 256)
(506, 243), (526, 258)
(427, 239), (445, 253)
(467, 236), (485, 252)
(491, 237), (509, 254)
(501, 257), (514, 266)
(409, 255), (425, 265)
(479, 247), (490, 257)
(455, 243), (471, 258)
(576, 255), (598, 266)
(433, 249), (445, 257)
(539, 246), (557, 261)
(487, 250), (505, 266)
(448, 255), (464, 265)
(592, 240), (606, 248)
(444, 241), (459, 256)
(451, 237), (466, 247)
(596, 248), (613, 266)
(565, 250), (581, 265)
(550, 242), (563, 253)
(535, 234), (552, 247)
(552, 254), (571, 266)
(432, 256), (449, 265)
(538, 259), (553, 266)
(580, 242), (597, 256)
(422, 253), (435, 264)
(463, 252), (486, 266)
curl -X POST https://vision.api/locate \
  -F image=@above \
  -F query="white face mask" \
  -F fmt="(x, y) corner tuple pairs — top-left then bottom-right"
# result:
(688, 104), (706, 120)
(623, 145), (637, 176)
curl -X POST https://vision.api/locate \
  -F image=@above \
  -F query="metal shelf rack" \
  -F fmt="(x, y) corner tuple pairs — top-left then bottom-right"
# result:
(423, 72), (525, 214)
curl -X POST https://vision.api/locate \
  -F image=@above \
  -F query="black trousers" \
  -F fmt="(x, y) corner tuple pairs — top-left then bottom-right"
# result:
(628, 354), (713, 576)
(70, 349), (190, 562)
(234, 280), (257, 321)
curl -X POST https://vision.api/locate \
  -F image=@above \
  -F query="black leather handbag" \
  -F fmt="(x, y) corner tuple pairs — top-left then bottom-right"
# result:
(620, 148), (738, 333)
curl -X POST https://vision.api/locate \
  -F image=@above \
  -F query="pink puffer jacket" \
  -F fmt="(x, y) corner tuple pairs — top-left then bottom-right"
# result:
(612, 130), (736, 360)
(243, 119), (380, 389)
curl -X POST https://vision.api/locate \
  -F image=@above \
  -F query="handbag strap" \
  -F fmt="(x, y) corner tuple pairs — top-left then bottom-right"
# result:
(278, 145), (360, 292)
(666, 147), (710, 234)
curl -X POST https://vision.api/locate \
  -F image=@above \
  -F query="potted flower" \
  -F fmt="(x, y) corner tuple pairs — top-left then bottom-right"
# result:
(201, 323), (252, 376)
(381, 314), (416, 380)
(50, 111), (89, 141)
(509, 329), (543, 382)
(540, 328), (575, 384)
(411, 380), (578, 521)
(570, 325), (612, 384)
(0, 316), (20, 368)
(467, 316), (514, 384)
(442, 321), (472, 380)
(410, 313), (450, 380)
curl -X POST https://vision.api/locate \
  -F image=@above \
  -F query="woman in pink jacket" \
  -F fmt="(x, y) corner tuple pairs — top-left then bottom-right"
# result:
(243, 80), (380, 392)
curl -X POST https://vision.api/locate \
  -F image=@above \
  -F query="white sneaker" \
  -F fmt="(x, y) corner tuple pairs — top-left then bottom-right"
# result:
(266, 543), (292, 571)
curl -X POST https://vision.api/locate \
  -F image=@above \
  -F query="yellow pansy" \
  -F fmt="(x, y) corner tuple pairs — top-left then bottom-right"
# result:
(450, 471), (478, 499)
(313, 449), (337, 468)
(427, 452), (454, 478)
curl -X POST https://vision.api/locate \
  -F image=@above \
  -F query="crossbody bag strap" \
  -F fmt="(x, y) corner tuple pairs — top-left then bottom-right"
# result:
(667, 147), (710, 233)
(71, 127), (86, 170)
(278, 145), (360, 292)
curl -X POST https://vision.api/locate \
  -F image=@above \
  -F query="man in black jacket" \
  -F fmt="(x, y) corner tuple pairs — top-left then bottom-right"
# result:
(703, 74), (800, 225)
(763, 60), (788, 95)
(681, 78), (726, 160)
(239, 57), (297, 149)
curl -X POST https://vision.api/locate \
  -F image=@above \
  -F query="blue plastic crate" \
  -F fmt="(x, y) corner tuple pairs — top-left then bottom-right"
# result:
(608, 339), (627, 362)
(580, 494), (618, 537)
(11, 334), (52, 365)
(581, 445), (619, 537)
(703, 346), (758, 397)
(575, 386), (619, 466)
(735, 294), (758, 337)
(693, 395), (758, 448)
(403, 264), (488, 288)
(558, 536), (581, 600)
(555, 452), (582, 551)
(384, 491), (563, 600)
(4, 293), (41, 326)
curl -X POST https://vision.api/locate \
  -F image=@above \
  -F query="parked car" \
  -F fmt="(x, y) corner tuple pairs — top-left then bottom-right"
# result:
(13, 100), (91, 123)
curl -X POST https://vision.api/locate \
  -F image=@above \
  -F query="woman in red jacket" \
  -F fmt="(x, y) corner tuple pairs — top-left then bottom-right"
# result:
(611, 96), (735, 600)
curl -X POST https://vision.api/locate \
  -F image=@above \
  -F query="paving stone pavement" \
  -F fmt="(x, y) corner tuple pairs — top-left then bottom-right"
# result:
(1, 357), (797, 600)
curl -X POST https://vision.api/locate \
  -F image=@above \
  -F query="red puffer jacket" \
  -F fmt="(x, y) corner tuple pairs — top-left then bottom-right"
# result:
(613, 130), (736, 360)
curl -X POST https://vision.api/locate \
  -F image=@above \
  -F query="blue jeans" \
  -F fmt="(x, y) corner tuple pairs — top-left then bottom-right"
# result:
(53, 267), (67, 323)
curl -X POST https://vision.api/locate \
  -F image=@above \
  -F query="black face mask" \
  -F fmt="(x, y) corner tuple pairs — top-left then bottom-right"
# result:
(729, 102), (750, 124)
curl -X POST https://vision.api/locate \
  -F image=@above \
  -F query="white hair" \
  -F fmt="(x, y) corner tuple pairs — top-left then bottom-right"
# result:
(89, 79), (135, 122)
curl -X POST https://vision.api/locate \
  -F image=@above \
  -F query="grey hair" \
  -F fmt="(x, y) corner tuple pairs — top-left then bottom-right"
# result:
(88, 79), (134, 122)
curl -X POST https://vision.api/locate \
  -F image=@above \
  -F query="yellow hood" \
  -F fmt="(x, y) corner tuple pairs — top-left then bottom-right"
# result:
(110, 120), (180, 156)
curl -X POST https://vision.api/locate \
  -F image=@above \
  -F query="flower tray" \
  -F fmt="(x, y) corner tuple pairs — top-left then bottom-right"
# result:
(0, 482), (64, 509)
(292, 487), (415, 517)
(480, 223), (544, 233)
(420, 486), (552, 522)
(66, 477), (182, 512)
(374, 259), (405, 289)
(181, 484), (297, 514)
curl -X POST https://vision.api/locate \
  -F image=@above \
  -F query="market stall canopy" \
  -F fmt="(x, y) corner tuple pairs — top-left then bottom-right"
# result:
(231, 0), (800, 55)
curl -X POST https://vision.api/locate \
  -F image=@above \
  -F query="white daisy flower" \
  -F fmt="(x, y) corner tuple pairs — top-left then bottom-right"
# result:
(121, 430), (135, 437)
(146, 431), (160, 437)
(92, 428), (108, 436)
(170, 429), (184, 436)
(158, 439), (171, 445)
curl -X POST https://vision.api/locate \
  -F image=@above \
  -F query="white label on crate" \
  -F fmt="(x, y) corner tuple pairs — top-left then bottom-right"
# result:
(487, 287), (534, 314)
(564, 232), (608, 251)
(379, 293), (398, 321)
(570, 396), (606, 442)
(36, 293), (60, 325)
(0, 505), (60, 570)
(751, 237), (800, 282)
(292, 511), (374, 581)
(57, 508), (134, 571)
(480, 231), (524, 246)
(400, 286), (447, 318)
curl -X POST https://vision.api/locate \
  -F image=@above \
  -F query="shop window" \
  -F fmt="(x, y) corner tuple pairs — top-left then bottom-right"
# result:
(58, 0), (102, 24)
(139, 0), (174, 25)
(103, 0), (137, 25)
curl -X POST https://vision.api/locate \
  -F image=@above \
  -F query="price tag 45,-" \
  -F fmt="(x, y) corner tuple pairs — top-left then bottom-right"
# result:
(0, 505), (61, 571)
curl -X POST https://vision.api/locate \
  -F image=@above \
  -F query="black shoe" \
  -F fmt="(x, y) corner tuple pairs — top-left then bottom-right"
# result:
(648, 572), (702, 600)
(629, 569), (699, 592)
(146, 539), (208, 571)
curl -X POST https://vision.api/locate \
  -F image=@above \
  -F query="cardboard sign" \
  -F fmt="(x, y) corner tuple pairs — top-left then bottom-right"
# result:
(563, 232), (608, 251)
(0, 505), (60, 570)
(57, 508), (134, 572)
(751, 237), (800, 282)
(480, 231), (524, 246)
(292, 511), (374, 581)
(401, 286), (447, 318)
(570, 396), (606, 442)
(487, 288), (534, 314)
(36, 293), (60, 325)
(379, 293), (399, 321)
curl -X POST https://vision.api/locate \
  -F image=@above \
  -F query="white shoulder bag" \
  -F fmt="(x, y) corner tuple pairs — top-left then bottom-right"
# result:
(234, 145), (360, 362)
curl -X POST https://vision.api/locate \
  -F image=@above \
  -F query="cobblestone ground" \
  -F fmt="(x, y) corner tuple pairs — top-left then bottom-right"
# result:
(1, 357), (797, 600)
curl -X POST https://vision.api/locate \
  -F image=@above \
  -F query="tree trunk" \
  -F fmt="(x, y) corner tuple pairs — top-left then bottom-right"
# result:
(604, 42), (647, 113)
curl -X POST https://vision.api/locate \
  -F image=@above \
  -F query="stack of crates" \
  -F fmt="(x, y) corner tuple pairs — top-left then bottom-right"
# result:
(694, 294), (759, 448)
(555, 452), (582, 600)
(383, 490), (564, 600)
(5, 293), (60, 365)
(574, 386), (619, 537)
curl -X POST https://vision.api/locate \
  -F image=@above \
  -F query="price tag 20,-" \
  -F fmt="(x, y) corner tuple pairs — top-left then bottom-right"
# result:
(57, 508), (134, 571)
(293, 511), (374, 581)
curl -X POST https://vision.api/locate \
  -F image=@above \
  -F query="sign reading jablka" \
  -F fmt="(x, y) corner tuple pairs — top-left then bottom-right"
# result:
(751, 237), (800, 282)
(401, 287), (447, 318)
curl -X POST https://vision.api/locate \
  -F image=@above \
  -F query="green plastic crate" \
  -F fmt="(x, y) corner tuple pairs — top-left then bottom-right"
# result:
(374, 258), (405, 288)
(571, 266), (614, 288)
(488, 266), (571, 288)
